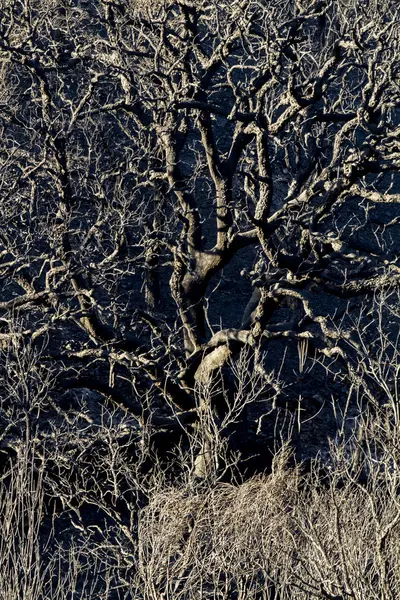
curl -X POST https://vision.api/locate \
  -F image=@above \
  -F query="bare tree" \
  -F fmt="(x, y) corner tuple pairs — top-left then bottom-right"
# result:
(0, 0), (399, 484)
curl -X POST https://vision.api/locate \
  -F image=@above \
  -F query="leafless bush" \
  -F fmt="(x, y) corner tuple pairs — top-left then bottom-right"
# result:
(0, 441), (109, 600)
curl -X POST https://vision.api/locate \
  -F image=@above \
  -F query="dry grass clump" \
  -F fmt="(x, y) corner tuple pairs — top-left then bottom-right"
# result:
(136, 429), (400, 600)
(138, 449), (300, 599)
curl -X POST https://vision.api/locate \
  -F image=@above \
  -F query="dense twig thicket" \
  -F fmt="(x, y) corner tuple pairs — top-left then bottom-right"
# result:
(2, 404), (400, 599)
(0, 0), (399, 597)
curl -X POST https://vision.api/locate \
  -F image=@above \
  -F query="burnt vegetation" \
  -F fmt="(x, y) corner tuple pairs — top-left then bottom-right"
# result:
(0, 0), (400, 598)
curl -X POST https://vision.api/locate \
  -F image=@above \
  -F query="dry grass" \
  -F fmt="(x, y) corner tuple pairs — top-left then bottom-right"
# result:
(1, 410), (400, 599)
